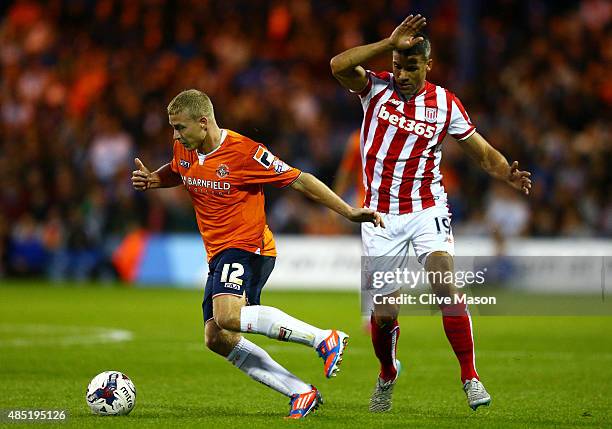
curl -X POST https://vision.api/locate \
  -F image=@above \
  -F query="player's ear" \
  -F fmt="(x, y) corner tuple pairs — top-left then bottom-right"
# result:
(199, 116), (208, 130)
(426, 58), (433, 72)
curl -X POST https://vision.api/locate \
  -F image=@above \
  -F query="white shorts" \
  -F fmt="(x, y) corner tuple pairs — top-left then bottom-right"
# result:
(361, 206), (455, 302)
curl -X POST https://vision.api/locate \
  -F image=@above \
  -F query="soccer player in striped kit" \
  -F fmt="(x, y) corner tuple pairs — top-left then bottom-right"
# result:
(330, 14), (531, 411)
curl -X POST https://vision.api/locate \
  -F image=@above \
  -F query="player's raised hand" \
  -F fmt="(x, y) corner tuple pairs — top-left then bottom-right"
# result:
(388, 14), (427, 51)
(507, 161), (532, 195)
(132, 157), (154, 191)
(347, 208), (385, 228)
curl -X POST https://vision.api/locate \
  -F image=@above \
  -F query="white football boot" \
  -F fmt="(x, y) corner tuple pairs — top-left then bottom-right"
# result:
(463, 378), (491, 410)
(368, 360), (401, 412)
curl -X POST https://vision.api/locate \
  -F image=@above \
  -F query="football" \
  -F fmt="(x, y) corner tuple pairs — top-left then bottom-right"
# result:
(85, 371), (136, 416)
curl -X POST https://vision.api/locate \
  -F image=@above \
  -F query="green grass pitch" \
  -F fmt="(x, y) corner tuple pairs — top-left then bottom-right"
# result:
(0, 282), (610, 428)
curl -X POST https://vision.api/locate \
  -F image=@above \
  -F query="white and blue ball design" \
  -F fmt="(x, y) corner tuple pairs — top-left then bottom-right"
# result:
(86, 371), (136, 416)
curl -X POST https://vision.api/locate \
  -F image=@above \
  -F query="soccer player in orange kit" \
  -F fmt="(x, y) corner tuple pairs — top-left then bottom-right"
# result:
(132, 89), (384, 419)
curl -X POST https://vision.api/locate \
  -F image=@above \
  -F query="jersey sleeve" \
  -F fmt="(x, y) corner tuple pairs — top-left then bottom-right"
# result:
(448, 94), (476, 141)
(170, 140), (180, 173)
(241, 143), (301, 187)
(353, 70), (392, 104)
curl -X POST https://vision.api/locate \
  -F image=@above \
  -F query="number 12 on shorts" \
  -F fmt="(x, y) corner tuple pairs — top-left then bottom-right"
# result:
(434, 217), (451, 234)
(220, 263), (244, 285)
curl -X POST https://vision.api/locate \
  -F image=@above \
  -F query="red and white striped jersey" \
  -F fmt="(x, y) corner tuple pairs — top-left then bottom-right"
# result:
(355, 71), (476, 214)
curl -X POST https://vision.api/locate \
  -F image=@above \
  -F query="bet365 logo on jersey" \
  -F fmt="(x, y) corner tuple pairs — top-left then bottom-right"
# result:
(378, 104), (436, 138)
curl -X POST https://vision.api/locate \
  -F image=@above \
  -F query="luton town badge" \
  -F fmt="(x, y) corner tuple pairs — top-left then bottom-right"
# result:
(216, 164), (230, 178)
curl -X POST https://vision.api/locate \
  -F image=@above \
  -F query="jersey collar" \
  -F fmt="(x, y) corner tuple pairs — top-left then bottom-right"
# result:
(197, 129), (228, 165)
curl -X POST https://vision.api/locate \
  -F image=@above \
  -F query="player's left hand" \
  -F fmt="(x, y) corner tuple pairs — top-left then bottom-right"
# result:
(347, 208), (385, 228)
(507, 161), (532, 195)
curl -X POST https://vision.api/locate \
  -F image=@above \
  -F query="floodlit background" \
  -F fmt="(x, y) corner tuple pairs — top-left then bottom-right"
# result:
(0, 0), (609, 284)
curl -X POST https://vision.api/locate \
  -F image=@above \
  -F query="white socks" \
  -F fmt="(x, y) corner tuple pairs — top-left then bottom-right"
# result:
(227, 337), (311, 397)
(224, 307), (331, 398)
(240, 305), (329, 348)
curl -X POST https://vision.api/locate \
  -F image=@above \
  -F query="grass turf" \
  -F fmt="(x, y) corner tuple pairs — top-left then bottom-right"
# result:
(0, 282), (610, 428)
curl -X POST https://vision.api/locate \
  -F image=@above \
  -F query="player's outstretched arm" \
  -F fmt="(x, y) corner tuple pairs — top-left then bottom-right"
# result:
(290, 172), (385, 227)
(131, 158), (182, 191)
(330, 14), (426, 92)
(459, 132), (532, 195)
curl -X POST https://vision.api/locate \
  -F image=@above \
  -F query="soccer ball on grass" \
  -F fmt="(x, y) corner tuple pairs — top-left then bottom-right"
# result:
(86, 371), (136, 416)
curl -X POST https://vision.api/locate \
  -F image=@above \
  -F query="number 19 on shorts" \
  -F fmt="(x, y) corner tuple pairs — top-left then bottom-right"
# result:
(434, 217), (452, 235)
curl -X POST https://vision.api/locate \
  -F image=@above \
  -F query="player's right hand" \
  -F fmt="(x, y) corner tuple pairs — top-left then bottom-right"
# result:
(347, 208), (385, 228)
(132, 158), (153, 191)
(388, 14), (427, 50)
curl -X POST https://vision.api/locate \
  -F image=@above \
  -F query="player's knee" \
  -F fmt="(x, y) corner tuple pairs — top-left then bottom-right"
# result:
(372, 311), (398, 328)
(213, 311), (241, 332)
(204, 330), (222, 352)
(373, 297), (400, 324)
(426, 251), (458, 294)
(425, 251), (453, 272)
(204, 330), (235, 356)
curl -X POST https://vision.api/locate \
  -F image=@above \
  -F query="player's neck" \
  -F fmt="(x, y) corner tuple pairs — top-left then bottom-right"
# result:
(199, 125), (222, 155)
(400, 80), (427, 99)
(415, 80), (426, 95)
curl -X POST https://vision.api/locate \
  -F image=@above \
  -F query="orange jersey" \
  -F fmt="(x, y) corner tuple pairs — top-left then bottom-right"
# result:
(170, 129), (301, 261)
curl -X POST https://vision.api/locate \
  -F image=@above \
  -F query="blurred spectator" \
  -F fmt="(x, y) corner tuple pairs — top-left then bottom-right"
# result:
(89, 113), (134, 183)
(0, 0), (610, 280)
(0, 217), (10, 277)
(49, 208), (104, 281)
(485, 183), (531, 237)
(8, 213), (47, 276)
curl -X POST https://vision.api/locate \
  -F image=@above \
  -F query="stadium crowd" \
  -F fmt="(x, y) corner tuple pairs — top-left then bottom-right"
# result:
(0, 0), (610, 278)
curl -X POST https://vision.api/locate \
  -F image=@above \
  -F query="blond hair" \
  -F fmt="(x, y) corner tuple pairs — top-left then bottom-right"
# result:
(167, 89), (214, 119)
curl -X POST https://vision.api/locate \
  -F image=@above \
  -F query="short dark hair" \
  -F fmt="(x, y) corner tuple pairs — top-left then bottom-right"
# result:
(396, 32), (431, 59)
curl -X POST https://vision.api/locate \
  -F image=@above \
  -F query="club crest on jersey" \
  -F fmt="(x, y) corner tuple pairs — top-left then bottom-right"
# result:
(216, 163), (230, 178)
(425, 107), (438, 123)
(253, 146), (274, 169)
(179, 159), (191, 168)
